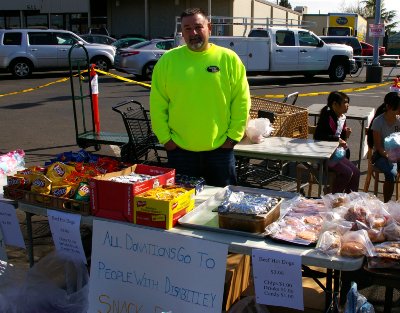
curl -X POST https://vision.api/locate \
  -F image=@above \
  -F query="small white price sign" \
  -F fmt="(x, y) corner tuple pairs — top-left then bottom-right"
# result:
(252, 249), (303, 310)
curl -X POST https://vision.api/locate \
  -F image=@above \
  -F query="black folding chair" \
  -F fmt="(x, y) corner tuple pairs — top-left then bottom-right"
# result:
(112, 100), (166, 165)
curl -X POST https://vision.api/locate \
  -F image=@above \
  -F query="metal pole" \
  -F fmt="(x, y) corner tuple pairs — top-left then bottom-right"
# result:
(373, 0), (381, 66)
(208, 0), (211, 16)
(365, 0), (383, 82)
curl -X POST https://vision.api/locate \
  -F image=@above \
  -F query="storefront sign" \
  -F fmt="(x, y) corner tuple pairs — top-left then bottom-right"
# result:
(0, 202), (25, 249)
(252, 249), (303, 310)
(47, 209), (86, 264)
(88, 219), (228, 313)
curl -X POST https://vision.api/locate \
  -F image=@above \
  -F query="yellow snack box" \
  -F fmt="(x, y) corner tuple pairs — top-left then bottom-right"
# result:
(134, 186), (195, 229)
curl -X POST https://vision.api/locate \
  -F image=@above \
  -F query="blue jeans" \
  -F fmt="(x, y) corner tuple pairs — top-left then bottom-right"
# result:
(373, 153), (398, 182)
(167, 147), (237, 187)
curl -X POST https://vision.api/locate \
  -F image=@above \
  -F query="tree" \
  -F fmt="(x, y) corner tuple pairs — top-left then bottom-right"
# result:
(361, 0), (398, 34)
(279, 0), (292, 10)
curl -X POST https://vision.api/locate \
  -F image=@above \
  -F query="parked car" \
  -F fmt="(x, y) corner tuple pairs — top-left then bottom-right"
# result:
(80, 34), (116, 45)
(114, 39), (175, 80)
(319, 36), (362, 56)
(360, 41), (386, 56)
(0, 29), (116, 78)
(112, 37), (146, 49)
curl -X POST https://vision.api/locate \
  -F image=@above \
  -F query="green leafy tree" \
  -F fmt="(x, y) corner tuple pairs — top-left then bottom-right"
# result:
(361, 0), (398, 34)
(279, 0), (292, 10)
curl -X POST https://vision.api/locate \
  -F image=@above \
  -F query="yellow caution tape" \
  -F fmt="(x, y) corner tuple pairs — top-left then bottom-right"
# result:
(94, 69), (151, 89)
(0, 67), (392, 98)
(257, 81), (391, 99)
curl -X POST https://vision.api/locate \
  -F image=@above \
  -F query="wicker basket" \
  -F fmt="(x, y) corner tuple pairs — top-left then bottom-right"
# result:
(3, 186), (90, 215)
(250, 96), (308, 139)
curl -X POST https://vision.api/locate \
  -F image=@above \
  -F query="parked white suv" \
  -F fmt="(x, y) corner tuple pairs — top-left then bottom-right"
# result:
(0, 29), (116, 78)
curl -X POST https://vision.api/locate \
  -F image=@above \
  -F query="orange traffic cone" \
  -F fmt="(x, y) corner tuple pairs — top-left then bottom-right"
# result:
(90, 64), (100, 133)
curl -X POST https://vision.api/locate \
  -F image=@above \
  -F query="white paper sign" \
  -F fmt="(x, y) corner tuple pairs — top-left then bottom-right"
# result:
(0, 202), (25, 248)
(252, 249), (303, 310)
(47, 209), (86, 264)
(369, 23), (385, 37)
(88, 219), (228, 313)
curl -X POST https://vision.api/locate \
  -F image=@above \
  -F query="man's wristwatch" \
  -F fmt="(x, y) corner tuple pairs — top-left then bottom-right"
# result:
(226, 137), (238, 146)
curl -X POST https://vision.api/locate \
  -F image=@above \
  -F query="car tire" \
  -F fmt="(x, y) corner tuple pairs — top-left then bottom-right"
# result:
(142, 62), (156, 81)
(10, 58), (33, 78)
(329, 62), (346, 81)
(91, 57), (111, 72)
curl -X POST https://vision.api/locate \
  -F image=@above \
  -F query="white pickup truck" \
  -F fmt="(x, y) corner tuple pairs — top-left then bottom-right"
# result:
(208, 27), (355, 81)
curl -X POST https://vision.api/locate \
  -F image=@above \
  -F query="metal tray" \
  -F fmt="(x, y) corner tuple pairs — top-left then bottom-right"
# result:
(178, 185), (298, 239)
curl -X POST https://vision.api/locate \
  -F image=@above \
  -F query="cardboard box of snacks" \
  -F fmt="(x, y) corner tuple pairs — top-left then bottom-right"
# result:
(134, 185), (195, 229)
(89, 164), (175, 222)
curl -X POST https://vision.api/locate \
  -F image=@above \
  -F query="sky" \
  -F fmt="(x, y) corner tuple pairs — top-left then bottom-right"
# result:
(291, 0), (400, 31)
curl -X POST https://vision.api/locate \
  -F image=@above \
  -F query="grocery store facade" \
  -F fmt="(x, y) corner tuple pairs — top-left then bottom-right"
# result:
(0, 0), (302, 38)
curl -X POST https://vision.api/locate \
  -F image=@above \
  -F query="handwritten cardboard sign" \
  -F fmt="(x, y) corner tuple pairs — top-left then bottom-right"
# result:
(47, 209), (87, 264)
(88, 219), (228, 313)
(0, 201), (25, 249)
(252, 249), (303, 310)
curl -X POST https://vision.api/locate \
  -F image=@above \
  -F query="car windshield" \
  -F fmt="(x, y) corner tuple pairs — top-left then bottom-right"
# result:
(130, 41), (153, 49)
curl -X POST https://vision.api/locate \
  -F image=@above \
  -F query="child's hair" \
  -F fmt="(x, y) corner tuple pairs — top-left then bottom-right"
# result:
(367, 92), (400, 148)
(320, 91), (349, 115)
(384, 91), (400, 111)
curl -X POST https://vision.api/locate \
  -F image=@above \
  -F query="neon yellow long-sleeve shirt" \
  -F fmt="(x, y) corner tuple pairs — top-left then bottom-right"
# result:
(150, 44), (250, 151)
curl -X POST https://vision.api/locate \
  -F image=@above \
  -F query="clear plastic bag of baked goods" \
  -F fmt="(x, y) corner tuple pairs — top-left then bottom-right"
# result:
(354, 220), (386, 243)
(266, 215), (320, 245)
(340, 229), (375, 258)
(316, 219), (353, 255)
(383, 220), (400, 241)
(322, 192), (371, 209)
(280, 195), (327, 216)
(385, 200), (400, 223)
(367, 241), (400, 269)
(245, 118), (273, 143)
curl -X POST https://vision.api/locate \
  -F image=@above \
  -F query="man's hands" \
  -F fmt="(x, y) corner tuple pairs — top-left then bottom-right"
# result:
(164, 140), (178, 151)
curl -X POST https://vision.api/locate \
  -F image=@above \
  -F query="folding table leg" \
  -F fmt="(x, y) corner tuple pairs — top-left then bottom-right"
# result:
(25, 212), (35, 267)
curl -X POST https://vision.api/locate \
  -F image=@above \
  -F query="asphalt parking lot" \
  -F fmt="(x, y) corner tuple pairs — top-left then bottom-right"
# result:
(1, 66), (400, 312)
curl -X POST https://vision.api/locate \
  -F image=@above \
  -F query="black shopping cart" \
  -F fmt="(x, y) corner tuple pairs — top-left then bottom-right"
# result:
(112, 100), (166, 165)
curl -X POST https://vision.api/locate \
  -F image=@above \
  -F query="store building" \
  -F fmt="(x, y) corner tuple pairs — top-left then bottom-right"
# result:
(0, 0), (106, 34)
(0, 0), (301, 38)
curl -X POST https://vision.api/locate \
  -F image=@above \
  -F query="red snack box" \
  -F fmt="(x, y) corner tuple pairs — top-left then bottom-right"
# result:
(89, 164), (175, 222)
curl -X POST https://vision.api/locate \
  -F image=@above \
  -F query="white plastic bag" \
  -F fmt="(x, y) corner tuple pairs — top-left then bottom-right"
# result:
(16, 251), (89, 313)
(246, 118), (274, 143)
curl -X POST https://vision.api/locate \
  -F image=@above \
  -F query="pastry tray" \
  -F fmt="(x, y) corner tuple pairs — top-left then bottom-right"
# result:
(178, 185), (298, 239)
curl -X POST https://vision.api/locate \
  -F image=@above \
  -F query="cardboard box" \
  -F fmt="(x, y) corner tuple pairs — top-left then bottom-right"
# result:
(218, 198), (282, 233)
(223, 253), (251, 311)
(90, 164), (175, 222)
(134, 186), (195, 229)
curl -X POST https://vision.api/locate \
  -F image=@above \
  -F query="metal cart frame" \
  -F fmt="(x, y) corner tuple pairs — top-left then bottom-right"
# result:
(68, 43), (129, 151)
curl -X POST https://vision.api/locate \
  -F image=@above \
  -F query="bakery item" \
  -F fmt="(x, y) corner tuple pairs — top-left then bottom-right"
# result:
(340, 241), (366, 257)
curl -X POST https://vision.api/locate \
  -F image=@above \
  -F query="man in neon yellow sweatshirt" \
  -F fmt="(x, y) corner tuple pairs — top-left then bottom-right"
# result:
(150, 8), (250, 187)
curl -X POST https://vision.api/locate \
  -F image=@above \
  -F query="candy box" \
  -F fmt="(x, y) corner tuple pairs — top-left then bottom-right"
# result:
(134, 186), (195, 229)
(89, 164), (175, 222)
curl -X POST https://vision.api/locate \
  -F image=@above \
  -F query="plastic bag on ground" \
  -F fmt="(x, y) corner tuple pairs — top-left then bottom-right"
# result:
(16, 251), (89, 313)
(344, 282), (374, 313)
(0, 260), (27, 313)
